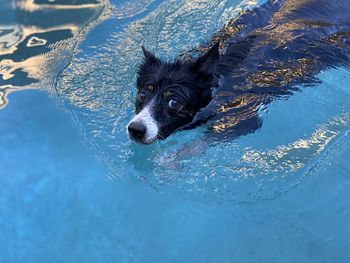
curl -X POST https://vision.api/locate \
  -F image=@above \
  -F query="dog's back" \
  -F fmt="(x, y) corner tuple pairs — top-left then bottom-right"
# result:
(186, 0), (350, 138)
(277, 0), (350, 24)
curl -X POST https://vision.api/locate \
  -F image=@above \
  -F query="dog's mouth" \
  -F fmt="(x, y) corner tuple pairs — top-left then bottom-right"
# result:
(127, 132), (158, 145)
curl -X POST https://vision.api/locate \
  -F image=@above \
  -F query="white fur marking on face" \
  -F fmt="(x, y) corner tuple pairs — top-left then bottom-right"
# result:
(128, 103), (159, 143)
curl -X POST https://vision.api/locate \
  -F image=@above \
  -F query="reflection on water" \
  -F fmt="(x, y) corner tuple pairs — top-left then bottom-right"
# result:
(0, 0), (107, 108)
(241, 114), (350, 174)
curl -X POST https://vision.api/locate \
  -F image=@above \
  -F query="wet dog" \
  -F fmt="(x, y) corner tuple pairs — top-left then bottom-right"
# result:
(127, 0), (350, 144)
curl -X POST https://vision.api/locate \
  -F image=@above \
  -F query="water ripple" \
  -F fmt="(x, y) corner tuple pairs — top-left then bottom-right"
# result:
(5, 0), (349, 203)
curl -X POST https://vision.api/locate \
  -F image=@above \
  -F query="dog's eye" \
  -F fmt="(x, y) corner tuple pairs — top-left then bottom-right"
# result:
(138, 91), (147, 102)
(168, 99), (181, 110)
(147, 85), (154, 92)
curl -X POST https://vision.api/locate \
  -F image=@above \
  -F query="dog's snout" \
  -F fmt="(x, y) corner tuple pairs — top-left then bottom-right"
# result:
(128, 122), (147, 139)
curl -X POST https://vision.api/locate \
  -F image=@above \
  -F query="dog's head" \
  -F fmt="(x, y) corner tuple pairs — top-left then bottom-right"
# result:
(127, 44), (220, 144)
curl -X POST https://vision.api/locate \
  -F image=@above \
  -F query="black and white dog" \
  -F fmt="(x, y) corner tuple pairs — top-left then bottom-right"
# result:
(127, 0), (350, 144)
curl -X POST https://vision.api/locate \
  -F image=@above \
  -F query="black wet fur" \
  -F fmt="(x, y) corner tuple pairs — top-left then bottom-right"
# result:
(132, 0), (350, 143)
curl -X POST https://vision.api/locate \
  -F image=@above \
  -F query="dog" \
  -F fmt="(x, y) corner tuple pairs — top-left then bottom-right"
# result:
(127, 0), (350, 144)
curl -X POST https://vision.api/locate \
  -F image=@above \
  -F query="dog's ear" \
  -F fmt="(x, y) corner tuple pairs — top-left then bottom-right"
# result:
(191, 43), (220, 74)
(141, 46), (160, 64)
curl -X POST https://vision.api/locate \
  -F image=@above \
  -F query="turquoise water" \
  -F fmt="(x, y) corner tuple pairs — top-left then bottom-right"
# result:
(1, 0), (350, 262)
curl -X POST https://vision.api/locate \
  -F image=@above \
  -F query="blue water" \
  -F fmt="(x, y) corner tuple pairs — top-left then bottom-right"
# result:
(1, 0), (350, 262)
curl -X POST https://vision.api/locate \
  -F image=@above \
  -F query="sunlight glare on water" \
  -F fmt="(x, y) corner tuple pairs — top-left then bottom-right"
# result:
(0, 0), (109, 107)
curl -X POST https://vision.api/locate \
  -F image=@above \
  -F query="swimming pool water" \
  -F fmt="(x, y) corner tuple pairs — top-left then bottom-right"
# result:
(1, 0), (350, 262)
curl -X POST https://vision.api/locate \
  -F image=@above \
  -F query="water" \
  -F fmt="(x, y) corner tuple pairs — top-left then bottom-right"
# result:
(1, 0), (350, 262)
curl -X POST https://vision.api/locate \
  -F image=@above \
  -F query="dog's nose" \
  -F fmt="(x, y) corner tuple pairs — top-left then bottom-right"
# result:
(128, 122), (147, 139)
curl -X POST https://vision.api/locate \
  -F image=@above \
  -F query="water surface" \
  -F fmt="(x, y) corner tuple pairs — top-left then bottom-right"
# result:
(1, 0), (350, 262)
